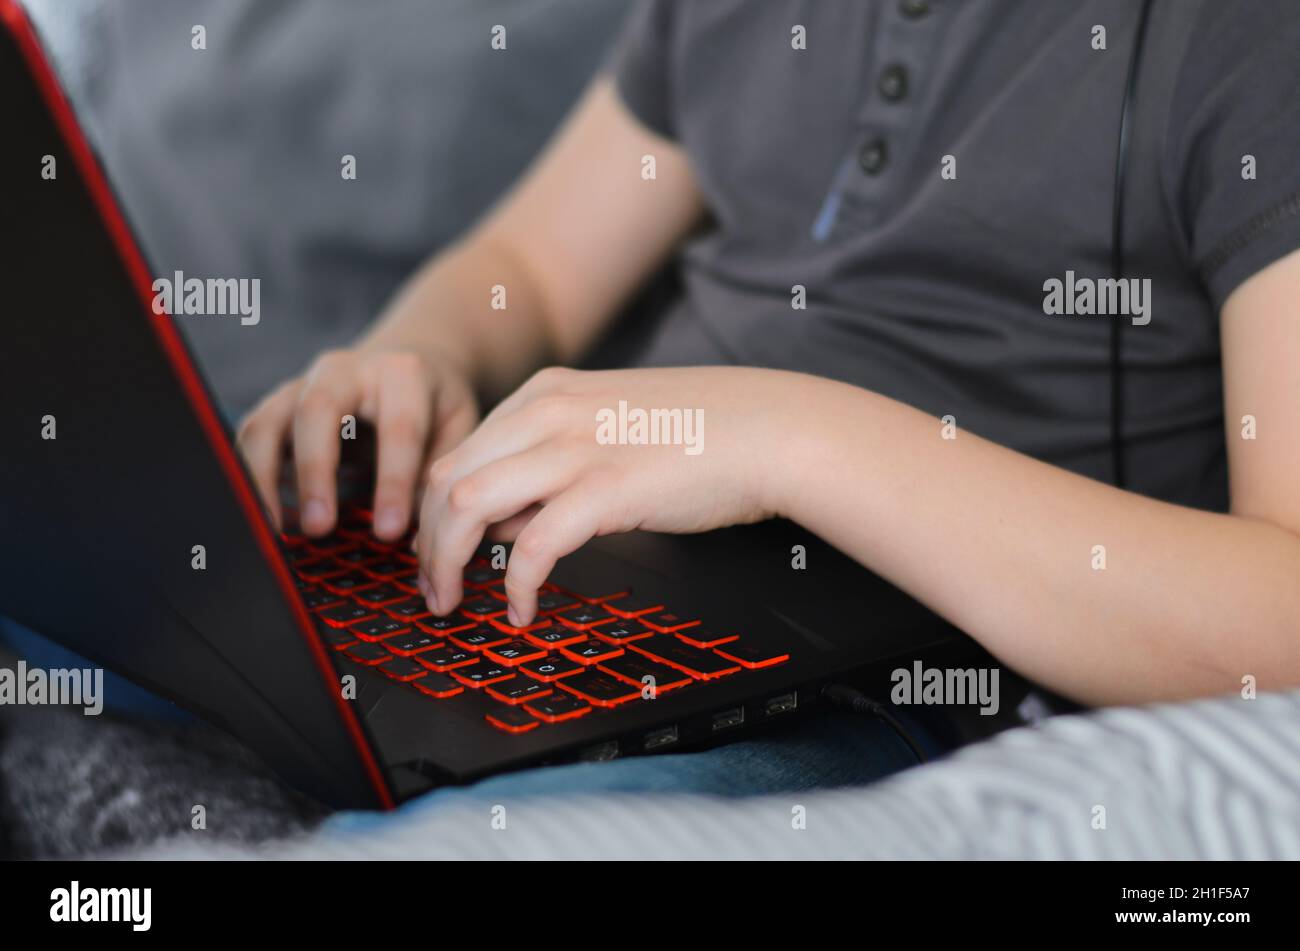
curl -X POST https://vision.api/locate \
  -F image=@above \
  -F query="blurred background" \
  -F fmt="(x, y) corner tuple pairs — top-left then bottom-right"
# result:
(23, 0), (629, 417)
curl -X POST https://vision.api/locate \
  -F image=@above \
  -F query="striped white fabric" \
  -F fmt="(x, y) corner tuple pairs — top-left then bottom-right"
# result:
(136, 690), (1300, 860)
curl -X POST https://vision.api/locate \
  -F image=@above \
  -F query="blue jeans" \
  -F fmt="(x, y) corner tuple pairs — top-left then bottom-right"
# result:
(2, 619), (950, 817)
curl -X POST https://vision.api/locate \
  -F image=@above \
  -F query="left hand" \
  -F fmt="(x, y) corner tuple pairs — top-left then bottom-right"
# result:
(414, 365), (808, 625)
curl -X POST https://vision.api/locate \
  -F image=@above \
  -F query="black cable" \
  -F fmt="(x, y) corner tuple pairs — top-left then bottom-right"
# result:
(822, 683), (929, 764)
(1108, 0), (1154, 490)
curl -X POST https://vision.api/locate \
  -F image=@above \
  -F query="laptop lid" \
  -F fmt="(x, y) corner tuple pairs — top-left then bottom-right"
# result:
(0, 0), (391, 810)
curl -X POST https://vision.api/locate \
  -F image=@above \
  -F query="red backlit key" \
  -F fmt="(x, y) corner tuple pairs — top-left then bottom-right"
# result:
(560, 640), (624, 666)
(353, 584), (409, 608)
(604, 595), (663, 618)
(343, 642), (392, 666)
(448, 626), (513, 651)
(302, 588), (345, 611)
(321, 571), (382, 595)
(349, 617), (411, 642)
(535, 592), (580, 614)
(296, 559), (348, 581)
(382, 630), (442, 656)
(524, 692), (591, 723)
(518, 653), (584, 682)
(485, 706), (540, 734)
(390, 570), (422, 593)
(417, 648), (477, 672)
(641, 611), (701, 633)
(629, 635), (741, 680)
(557, 670), (641, 707)
(414, 672), (464, 699)
(384, 596), (433, 621)
(451, 661), (515, 688)
(555, 605), (618, 630)
(598, 654), (693, 695)
(488, 614), (552, 635)
(592, 620), (653, 644)
(414, 612), (476, 635)
(675, 628), (739, 649)
(486, 679), (552, 705)
(460, 596), (508, 621)
(523, 625), (587, 649)
(314, 620), (357, 651)
(484, 640), (548, 667)
(318, 603), (378, 629)
(464, 567), (504, 589)
(379, 657), (428, 682)
(713, 642), (791, 669)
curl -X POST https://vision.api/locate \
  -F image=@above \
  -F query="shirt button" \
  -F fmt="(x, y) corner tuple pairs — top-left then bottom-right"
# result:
(878, 64), (908, 102)
(900, 0), (931, 19)
(858, 138), (889, 175)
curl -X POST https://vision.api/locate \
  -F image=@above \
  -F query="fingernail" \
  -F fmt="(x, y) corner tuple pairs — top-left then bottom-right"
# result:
(302, 499), (329, 532)
(417, 574), (430, 597)
(374, 506), (402, 538)
(507, 604), (521, 628)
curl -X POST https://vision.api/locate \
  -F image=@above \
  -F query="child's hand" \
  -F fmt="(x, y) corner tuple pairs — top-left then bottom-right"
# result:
(415, 365), (809, 625)
(237, 349), (479, 539)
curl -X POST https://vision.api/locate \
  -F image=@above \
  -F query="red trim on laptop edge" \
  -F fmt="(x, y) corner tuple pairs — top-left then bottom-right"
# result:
(0, 0), (394, 809)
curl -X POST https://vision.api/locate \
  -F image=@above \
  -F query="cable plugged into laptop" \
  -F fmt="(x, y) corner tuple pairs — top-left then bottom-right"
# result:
(821, 684), (929, 764)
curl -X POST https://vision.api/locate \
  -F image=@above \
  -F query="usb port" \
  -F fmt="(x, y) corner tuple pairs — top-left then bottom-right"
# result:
(765, 691), (798, 716)
(578, 740), (619, 762)
(711, 707), (745, 732)
(643, 726), (679, 750)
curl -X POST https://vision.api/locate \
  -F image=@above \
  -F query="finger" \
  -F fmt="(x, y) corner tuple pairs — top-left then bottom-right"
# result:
(485, 506), (541, 543)
(369, 362), (433, 540)
(420, 446), (579, 615)
(235, 380), (301, 531)
(504, 484), (608, 626)
(291, 356), (362, 535)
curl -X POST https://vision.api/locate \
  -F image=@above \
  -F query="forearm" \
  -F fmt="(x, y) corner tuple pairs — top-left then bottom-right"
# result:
(356, 234), (561, 405)
(776, 377), (1300, 706)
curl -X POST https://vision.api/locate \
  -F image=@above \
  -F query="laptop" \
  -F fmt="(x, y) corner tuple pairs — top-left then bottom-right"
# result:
(0, 0), (976, 809)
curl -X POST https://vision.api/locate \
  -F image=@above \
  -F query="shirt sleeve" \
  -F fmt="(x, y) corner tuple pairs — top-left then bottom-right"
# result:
(1162, 0), (1300, 310)
(603, 0), (677, 140)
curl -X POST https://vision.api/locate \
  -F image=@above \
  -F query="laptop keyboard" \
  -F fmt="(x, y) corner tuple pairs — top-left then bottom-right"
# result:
(284, 507), (791, 735)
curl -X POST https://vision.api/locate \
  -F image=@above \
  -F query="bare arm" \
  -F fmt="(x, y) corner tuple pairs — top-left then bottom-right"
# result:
(781, 248), (1300, 704)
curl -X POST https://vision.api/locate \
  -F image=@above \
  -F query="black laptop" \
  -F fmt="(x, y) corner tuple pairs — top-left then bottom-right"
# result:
(0, 1), (975, 809)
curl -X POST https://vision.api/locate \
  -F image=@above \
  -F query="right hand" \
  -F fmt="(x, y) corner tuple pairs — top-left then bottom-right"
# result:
(236, 349), (479, 540)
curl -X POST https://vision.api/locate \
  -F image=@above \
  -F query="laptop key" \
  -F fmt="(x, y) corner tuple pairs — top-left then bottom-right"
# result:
(359, 559), (408, 579)
(379, 657), (428, 682)
(349, 618), (411, 642)
(555, 605), (618, 630)
(524, 692), (591, 723)
(413, 672), (464, 699)
(603, 595), (664, 618)
(598, 654), (693, 695)
(523, 625), (587, 649)
(557, 671), (641, 707)
(414, 611), (476, 635)
(561, 640), (624, 665)
(591, 619), (653, 644)
(448, 625), (513, 650)
(675, 628), (739, 649)
(302, 588), (345, 610)
(518, 653), (584, 682)
(535, 592), (580, 614)
(318, 603), (379, 628)
(460, 596), (508, 621)
(483, 640), (548, 667)
(384, 596), (433, 620)
(485, 706), (540, 734)
(382, 630), (442, 656)
(641, 611), (701, 633)
(451, 661), (515, 688)
(314, 620), (358, 650)
(321, 571), (382, 595)
(353, 584), (408, 607)
(628, 636), (741, 680)
(343, 642), (393, 666)
(296, 559), (348, 581)
(417, 648), (477, 672)
(713, 642), (791, 669)
(390, 570), (422, 593)
(486, 679), (552, 705)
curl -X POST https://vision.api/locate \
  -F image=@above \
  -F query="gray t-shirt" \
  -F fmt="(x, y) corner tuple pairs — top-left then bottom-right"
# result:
(610, 0), (1300, 511)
